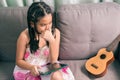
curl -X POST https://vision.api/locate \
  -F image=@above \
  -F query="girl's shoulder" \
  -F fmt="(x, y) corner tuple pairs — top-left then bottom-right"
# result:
(55, 28), (60, 35)
(54, 28), (60, 39)
(18, 28), (29, 44)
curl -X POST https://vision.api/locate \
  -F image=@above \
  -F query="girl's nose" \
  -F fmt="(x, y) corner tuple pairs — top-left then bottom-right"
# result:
(45, 25), (49, 30)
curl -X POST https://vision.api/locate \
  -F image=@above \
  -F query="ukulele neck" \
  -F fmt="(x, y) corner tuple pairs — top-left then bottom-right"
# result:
(106, 34), (120, 52)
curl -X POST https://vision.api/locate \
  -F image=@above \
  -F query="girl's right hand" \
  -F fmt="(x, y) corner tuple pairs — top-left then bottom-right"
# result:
(30, 65), (41, 76)
(41, 30), (55, 43)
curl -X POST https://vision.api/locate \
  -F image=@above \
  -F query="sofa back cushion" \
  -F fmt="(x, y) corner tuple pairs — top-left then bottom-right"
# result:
(57, 2), (120, 60)
(0, 7), (28, 61)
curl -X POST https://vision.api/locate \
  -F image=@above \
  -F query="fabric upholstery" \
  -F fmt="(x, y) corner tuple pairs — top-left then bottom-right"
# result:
(0, 62), (15, 80)
(57, 2), (120, 60)
(0, 7), (28, 61)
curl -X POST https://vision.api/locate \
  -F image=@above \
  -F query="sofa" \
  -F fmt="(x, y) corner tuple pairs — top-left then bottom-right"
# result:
(0, 2), (120, 80)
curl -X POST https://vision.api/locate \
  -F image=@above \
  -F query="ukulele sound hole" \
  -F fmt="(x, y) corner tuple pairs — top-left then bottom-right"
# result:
(100, 54), (106, 59)
(91, 64), (98, 69)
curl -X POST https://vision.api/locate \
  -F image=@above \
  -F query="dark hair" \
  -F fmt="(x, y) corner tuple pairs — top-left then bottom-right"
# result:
(27, 2), (54, 53)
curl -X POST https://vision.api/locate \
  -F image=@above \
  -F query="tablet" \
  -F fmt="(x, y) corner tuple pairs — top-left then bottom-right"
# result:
(39, 63), (68, 75)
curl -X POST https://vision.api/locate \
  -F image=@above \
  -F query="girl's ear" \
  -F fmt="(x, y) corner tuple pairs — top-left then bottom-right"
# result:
(30, 21), (34, 28)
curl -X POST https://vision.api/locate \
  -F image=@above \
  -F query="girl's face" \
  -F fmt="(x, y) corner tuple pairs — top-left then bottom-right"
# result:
(35, 14), (52, 34)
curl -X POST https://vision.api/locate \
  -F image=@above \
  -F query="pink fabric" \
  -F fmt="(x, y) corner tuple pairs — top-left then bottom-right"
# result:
(24, 51), (30, 59)
(14, 72), (41, 80)
(13, 46), (75, 80)
(62, 67), (68, 74)
(35, 50), (40, 56)
(14, 72), (26, 80)
(44, 49), (49, 56)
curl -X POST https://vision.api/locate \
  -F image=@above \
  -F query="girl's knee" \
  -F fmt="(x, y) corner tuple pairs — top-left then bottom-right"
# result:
(51, 71), (63, 80)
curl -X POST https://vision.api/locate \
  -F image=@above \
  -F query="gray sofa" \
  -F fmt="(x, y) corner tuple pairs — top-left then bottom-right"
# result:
(0, 2), (120, 80)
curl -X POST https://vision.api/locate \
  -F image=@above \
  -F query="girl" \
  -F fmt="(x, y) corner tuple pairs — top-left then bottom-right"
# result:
(13, 2), (75, 80)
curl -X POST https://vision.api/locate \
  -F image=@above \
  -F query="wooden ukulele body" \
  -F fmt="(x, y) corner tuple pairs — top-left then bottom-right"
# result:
(85, 48), (114, 77)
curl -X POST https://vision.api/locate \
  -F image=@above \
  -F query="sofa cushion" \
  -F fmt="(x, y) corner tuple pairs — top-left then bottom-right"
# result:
(0, 7), (28, 61)
(57, 2), (120, 60)
(0, 62), (15, 80)
(60, 60), (120, 80)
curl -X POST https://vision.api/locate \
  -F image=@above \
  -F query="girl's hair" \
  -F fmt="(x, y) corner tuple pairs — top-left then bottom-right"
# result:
(27, 2), (54, 53)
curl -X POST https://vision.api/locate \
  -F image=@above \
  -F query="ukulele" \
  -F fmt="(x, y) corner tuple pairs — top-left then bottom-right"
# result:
(85, 34), (120, 77)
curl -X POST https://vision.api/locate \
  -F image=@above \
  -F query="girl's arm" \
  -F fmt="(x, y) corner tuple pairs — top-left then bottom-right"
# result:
(16, 30), (39, 76)
(16, 30), (32, 70)
(49, 28), (60, 64)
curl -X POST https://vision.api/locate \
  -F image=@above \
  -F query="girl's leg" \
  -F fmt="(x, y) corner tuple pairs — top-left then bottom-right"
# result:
(51, 71), (64, 80)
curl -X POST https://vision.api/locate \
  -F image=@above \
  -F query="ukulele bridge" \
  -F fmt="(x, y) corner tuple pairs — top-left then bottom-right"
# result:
(91, 64), (98, 69)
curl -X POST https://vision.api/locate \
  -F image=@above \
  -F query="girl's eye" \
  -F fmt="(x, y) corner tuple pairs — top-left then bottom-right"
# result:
(49, 22), (52, 25)
(40, 24), (46, 27)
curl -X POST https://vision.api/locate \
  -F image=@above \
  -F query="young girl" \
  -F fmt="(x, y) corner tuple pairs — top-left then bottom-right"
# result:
(13, 2), (75, 80)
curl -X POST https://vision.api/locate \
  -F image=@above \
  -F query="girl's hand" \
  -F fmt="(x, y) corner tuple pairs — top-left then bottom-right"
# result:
(30, 65), (41, 76)
(52, 63), (61, 69)
(41, 29), (55, 43)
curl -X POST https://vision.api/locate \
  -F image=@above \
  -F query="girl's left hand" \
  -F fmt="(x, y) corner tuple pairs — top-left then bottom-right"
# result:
(30, 65), (41, 76)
